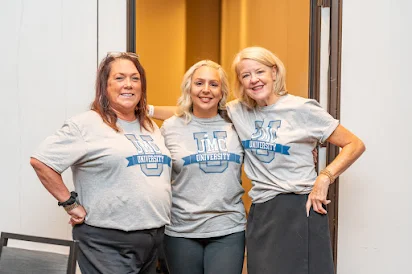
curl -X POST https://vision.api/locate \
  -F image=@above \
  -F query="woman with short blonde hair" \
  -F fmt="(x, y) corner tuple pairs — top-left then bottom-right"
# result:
(227, 46), (365, 274)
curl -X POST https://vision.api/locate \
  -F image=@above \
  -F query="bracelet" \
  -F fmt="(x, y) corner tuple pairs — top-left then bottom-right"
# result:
(64, 201), (80, 212)
(147, 105), (154, 118)
(319, 169), (335, 184)
(58, 191), (78, 207)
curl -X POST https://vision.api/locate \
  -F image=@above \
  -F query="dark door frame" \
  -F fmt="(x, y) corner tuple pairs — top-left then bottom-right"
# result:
(126, 0), (136, 53)
(309, 0), (342, 272)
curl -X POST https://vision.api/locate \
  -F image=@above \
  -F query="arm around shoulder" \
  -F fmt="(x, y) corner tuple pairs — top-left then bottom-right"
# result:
(150, 106), (177, 121)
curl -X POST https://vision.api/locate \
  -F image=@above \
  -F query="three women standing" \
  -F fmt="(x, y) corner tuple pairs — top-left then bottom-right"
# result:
(30, 46), (365, 274)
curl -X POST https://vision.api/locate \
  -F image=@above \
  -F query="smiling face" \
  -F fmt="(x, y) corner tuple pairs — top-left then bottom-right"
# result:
(237, 59), (278, 106)
(106, 59), (141, 120)
(190, 65), (223, 118)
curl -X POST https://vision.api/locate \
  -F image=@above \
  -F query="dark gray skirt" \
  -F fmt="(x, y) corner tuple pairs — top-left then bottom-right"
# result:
(246, 193), (334, 274)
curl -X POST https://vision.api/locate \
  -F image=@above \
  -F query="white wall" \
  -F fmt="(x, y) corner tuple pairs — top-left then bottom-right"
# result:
(338, 1), (412, 273)
(0, 0), (126, 253)
(98, 0), (128, 61)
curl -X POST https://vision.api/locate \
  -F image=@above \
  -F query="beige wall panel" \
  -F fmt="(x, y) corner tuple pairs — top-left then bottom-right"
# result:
(135, 0), (186, 109)
(222, 0), (309, 99)
(186, 0), (221, 68)
(287, 0), (310, 98)
(220, 0), (243, 100)
(245, 0), (289, 63)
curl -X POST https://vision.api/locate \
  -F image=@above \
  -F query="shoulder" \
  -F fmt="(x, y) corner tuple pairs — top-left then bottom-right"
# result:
(162, 115), (184, 128)
(149, 120), (160, 131)
(281, 94), (322, 111)
(284, 94), (311, 105)
(68, 110), (103, 127)
(160, 115), (185, 134)
(64, 110), (111, 137)
(226, 99), (243, 111)
(226, 99), (253, 119)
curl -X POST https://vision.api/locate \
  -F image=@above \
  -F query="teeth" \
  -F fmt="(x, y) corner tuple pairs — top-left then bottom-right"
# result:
(121, 94), (133, 97)
(200, 97), (212, 103)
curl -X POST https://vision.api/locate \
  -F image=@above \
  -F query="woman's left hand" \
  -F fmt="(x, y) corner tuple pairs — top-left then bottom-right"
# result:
(305, 175), (331, 217)
(68, 205), (87, 226)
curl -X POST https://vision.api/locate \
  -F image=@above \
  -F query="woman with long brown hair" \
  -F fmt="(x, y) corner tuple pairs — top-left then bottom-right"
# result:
(30, 52), (172, 274)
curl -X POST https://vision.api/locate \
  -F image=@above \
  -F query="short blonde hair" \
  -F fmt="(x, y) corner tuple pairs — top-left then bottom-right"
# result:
(177, 60), (230, 122)
(232, 46), (287, 108)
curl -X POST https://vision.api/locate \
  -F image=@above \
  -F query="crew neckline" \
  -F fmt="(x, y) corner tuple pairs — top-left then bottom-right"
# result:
(117, 118), (138, 125)
(191, 114), (222, 123)
(256, 94), (289, 111)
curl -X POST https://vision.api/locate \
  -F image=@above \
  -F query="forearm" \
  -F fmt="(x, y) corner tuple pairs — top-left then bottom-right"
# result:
(30, 157), (71, 202)
(152, 106), (177, 121)
(325, 139), (365, 179)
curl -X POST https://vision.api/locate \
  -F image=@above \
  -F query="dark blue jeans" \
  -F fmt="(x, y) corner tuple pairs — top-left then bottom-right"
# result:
(163, 231), (245, 274)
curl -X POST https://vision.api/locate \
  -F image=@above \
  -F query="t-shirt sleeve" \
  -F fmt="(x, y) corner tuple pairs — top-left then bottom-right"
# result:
(31, 120), (88, 173)
(160, 118), (170, 137)
(302, 99), (340, 144)
(225, 100), (237, 121)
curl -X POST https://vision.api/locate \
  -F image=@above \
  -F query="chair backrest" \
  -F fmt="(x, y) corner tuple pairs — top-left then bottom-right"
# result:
(0, 232), (79, 274)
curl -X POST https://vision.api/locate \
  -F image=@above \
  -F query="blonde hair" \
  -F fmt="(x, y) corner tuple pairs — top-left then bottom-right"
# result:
(176, 60), (230, 123)
(232, 46), (287, 108)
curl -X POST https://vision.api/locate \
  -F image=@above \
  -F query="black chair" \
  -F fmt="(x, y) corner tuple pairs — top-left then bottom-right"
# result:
(0, 232), (79, 274)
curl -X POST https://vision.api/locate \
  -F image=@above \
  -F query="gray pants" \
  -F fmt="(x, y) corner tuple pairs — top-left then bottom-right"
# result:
(72, 223), (164, 274)
(163, 231), (245, 274)
(247, 193), (334, 274)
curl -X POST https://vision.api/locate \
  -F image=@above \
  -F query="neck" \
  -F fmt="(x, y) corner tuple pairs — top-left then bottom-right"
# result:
(192, 109), (218, 118)
(256, 93), (282, 107)
(112, 108), (136, 121)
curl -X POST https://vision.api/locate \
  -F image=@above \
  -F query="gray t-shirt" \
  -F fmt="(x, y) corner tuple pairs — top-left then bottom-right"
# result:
(32, 110), (172, 231)
(227, 94), (339, 204)
(161, 114), (246, 238)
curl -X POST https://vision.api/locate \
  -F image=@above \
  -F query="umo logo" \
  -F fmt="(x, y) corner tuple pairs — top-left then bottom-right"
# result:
(242, 120), (290, 163)
(124, 134), (171, 176)
(182, 131), (241, 173)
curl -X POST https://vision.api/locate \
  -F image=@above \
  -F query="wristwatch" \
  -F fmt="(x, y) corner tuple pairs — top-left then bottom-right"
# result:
(58, 191), (78, 207)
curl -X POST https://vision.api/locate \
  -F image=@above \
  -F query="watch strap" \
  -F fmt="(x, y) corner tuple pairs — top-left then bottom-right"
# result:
(58, 191), (78, 207)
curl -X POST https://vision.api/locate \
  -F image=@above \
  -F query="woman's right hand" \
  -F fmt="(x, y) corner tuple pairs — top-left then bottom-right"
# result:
(68, 205), (87, 226)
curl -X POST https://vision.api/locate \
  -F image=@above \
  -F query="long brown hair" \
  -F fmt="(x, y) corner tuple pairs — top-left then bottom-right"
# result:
(91, 52), (153, 132)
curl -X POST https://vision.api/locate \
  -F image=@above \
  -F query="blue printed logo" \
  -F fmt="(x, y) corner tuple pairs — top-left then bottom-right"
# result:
(242, 120), (290, 163)
(125, 134), (171, 176)
(182, 131), (241, 173)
